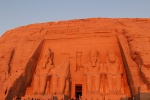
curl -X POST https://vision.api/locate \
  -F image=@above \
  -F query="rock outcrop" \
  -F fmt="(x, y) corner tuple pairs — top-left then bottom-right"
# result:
(0, 18), (150, 100)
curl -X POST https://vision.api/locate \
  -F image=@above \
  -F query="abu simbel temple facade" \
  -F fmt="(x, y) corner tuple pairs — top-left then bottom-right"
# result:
(0, 18), (150, 100)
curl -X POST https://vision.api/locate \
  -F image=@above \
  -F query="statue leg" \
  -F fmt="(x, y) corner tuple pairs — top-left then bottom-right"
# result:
(100, 74), (104, 93)
(33, 76), (40, 94)
(58, 76), (66, 95)
(87, 75), (92, 93)
(45, 76), (51, 94)
(46, 80), (50, 94)
(116, 75), (121, 94)
(94, 75), (100, 93)
(107, 74), (113, 93)
(40, 76), (47, 95)
(52, 75), (57, 94)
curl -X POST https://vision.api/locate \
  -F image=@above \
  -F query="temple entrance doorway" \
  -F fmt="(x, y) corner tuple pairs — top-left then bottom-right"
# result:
(75, 84), (82, 100)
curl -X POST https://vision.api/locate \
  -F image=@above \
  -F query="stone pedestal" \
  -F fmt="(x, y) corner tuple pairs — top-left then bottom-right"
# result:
(21, 94), (52, 100)
(53, 95), (69, 100)
(81, 94), (128, 100)
(105, 94), (127, 100)
(82, 94), (104, 100)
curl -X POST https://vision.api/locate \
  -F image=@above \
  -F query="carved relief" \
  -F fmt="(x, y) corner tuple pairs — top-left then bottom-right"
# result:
(105, 49), (123, 94)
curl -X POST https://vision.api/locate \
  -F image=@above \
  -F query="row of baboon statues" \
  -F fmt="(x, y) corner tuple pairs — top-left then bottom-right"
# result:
(33, 48), (123, 96)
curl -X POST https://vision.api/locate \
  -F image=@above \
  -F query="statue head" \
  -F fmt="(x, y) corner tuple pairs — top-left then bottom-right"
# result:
(41, 48), (51, 69)
(89, 49), (98, 66)
(108, 49), (116, 63)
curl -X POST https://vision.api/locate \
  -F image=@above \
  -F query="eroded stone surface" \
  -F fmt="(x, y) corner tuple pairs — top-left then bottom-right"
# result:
(0, 18), (150, 100)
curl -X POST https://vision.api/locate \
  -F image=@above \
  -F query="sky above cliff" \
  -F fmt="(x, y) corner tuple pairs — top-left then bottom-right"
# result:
(0, 0), (150, 36)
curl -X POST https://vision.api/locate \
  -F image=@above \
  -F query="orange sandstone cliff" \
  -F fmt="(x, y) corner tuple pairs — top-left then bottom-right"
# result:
(0, 18), (150, 100)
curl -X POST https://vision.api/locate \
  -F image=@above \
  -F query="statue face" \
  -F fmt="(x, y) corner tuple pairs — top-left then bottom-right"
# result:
(108, 54), (116, 63)
(90, 50), (97, 63)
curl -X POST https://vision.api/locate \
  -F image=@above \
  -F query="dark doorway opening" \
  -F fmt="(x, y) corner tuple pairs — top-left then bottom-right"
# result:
(75, 84), (82, 100)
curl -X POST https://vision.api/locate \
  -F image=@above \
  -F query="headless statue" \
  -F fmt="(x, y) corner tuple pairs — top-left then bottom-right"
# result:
(105, 50), (122, 94)
(51, 58), (70, 95)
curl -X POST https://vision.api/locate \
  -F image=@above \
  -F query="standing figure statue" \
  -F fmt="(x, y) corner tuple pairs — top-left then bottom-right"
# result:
(105, 50), (122, 94)
(51, 57), (70, 95)
(84, 49), (102, 94)
(34, 48), (54, 95)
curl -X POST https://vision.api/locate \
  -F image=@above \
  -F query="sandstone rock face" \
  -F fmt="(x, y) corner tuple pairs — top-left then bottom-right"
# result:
(0, 18), (150, 100)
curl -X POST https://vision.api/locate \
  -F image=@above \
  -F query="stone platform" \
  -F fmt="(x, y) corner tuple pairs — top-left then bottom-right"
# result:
(82, 94), (104, 100)
(82, 94), (128, 100)
(21, 94), (69, 100)
(21, 94), (52, 100)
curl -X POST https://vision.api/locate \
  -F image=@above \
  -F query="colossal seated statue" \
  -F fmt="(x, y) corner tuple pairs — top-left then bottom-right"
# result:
(84, 49), (103, 94)
(105, 50), (122, 94)
(51, 57), (70, 95)
(33, 48), (54, 95)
